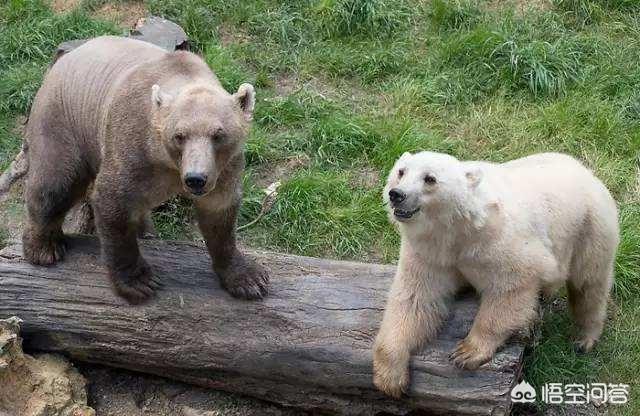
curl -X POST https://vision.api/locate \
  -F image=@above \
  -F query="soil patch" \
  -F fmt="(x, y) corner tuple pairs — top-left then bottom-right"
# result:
(80, 364), (301, 416)
(0, 317), (94, 416)
(50, 0), (80, 13)
(94, 1), (147, 28)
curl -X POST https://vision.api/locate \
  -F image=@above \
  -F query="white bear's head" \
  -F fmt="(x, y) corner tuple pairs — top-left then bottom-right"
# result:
(383, 151), (483, 226)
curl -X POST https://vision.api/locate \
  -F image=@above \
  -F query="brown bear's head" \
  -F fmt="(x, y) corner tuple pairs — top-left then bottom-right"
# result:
(151, 82), (255, 196)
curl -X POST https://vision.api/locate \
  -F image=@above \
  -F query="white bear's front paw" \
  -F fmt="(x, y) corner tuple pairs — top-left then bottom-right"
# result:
(373, 343), (409, 398)
(450, 336), (493, 370)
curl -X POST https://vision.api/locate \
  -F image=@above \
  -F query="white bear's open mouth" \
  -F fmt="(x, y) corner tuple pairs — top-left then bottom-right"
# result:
(393, 207), (420, 220)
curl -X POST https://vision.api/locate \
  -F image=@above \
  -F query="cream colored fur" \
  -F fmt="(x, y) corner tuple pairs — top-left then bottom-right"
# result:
(373, 151), (619, 398)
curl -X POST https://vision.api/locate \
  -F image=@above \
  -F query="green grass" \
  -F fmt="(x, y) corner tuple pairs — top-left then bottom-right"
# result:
(0, 0), (119, 168)
(0, 226), (7, 250)
(0, 0), (639, 414)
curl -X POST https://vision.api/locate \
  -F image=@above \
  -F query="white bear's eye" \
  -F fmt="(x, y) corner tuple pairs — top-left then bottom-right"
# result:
(398, 169), (405, 178)
(424, 174), (436, 185)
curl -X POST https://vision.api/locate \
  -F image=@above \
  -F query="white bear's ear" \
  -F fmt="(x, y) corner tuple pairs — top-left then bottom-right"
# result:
(466, 168), (483, 188)
(397, 151), (412, 164)
(151, 84), (173, 108)
(400, 151), (412, 160)
(234, 83), (255, 121)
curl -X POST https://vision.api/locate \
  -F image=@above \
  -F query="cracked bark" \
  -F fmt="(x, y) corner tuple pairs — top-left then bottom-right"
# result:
(0, 147), (28, 204)
(0, 235), (524, 415)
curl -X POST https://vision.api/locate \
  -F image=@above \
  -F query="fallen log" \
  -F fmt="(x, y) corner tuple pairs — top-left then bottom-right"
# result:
(0, 236), (524, 415)
(0, 147), (28, 204)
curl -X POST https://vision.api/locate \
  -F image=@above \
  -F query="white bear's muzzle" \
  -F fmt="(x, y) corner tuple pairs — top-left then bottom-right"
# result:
(393, 207), (420, 221)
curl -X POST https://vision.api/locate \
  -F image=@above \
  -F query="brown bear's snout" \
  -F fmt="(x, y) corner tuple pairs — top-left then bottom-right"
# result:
(184, 172), (208, 194)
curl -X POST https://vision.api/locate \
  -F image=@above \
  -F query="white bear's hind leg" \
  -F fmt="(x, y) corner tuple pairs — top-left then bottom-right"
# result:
(567, 261), (613, 353)
(567, 213), (617, 353)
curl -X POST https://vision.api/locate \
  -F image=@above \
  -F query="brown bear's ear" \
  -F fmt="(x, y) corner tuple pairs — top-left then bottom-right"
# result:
(234, 83), (255, 121)
(151, 84), (173, 108)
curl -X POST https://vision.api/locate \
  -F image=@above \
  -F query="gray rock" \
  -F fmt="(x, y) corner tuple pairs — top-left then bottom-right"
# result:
(53, 15), (189, 64)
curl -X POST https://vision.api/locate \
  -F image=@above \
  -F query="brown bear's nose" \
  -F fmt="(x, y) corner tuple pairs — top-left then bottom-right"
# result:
(388, 188), (406, 205)
(185, 173), (207, 193)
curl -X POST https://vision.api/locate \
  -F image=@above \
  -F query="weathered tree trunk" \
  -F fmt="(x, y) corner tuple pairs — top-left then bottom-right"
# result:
(0, 236), (523, 415)
(0, 147), (28, 204)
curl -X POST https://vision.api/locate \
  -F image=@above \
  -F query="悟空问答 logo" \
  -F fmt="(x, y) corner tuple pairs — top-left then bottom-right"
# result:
(511, 380), (536, 403)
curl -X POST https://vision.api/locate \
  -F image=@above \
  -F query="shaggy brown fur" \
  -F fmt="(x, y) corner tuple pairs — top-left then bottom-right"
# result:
(23, 36), (268, 304)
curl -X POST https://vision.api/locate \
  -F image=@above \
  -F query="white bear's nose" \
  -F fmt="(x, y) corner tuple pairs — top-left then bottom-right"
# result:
(388, 188), (406, 205)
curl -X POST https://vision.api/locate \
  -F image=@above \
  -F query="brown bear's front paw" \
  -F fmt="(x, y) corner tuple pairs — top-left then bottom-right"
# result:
(373, 344), (409, 399)
(109, 258), (163, 305)
(450, 336), (493, 370)
(22, 232), (66, 266)
(216, 254), (269, 300)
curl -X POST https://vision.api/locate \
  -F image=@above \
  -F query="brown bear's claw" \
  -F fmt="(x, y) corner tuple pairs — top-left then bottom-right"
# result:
(23, 233), (67, 266)
(110, 259), (162, 305)
(216, 254), (269, 300)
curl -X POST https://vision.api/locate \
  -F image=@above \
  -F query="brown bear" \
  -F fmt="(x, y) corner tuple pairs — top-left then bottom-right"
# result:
(22, 36), (269, 304)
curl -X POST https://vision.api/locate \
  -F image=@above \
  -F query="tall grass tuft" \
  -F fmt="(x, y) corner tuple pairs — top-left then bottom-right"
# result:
(0, 64), (43, 113)
(257, 169), (388, 258)
(555, 0), (640, 27)
(554, 0), (604, 26)
(443, 19), (584, 98)
(315, 0), (412, 39)
(493, 38), (581, 97)
(614, 202), (640, 300)
(429, 0), (481, 31)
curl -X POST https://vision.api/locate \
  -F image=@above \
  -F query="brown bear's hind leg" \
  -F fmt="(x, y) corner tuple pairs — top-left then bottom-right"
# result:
(23, 216), (66, 266)
(23, 166), (88, 265)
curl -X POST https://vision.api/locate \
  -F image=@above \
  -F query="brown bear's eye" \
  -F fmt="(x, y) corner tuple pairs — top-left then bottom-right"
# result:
(211, 132), (225, 144)
(174, 133), (185, 144)
(424, 174), (436, 185)
(398, 169), (405, 178)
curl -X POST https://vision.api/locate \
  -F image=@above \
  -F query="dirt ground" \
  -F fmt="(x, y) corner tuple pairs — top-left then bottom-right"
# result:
(0, 317), (94, 416)
(93, 1), (147, 28)
(50, 0), (80, 13)
(79, 364), (301, 416)
(50, 0), (147, 28)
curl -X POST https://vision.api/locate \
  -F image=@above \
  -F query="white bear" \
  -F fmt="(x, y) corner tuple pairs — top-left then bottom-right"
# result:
(373, 151), (619, 398)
